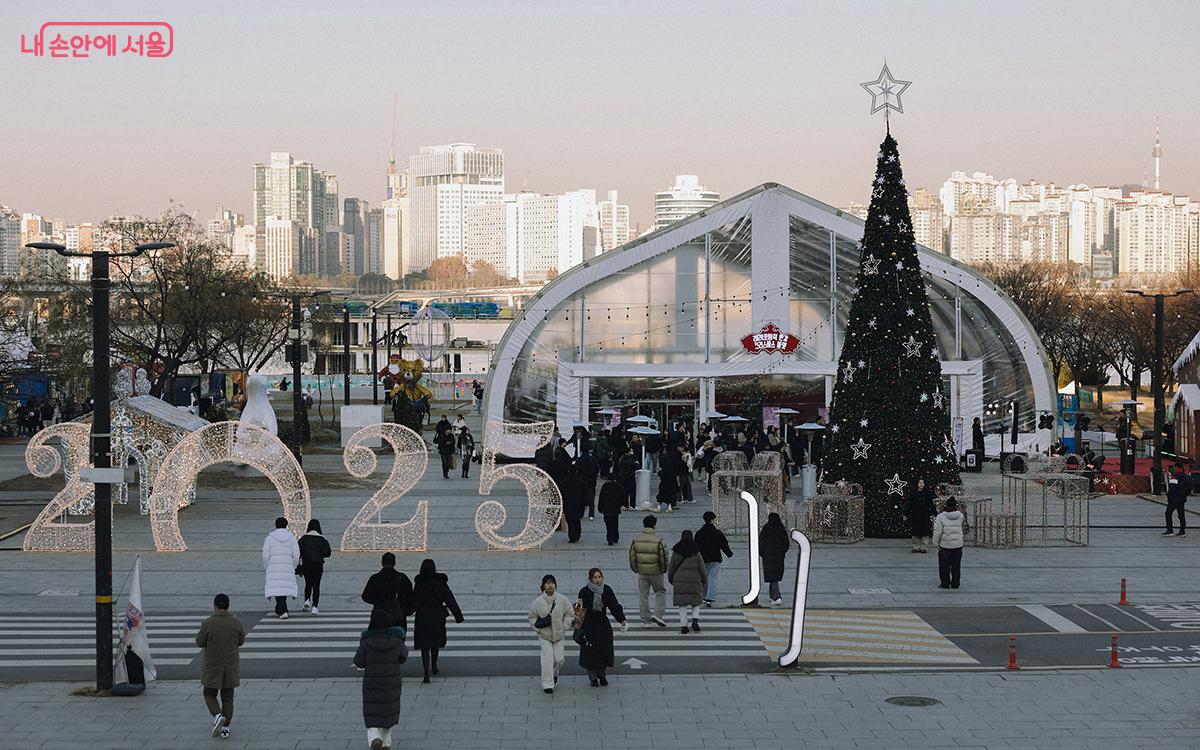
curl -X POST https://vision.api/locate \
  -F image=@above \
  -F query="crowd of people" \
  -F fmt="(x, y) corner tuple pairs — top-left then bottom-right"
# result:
(7, 395), (85, 437)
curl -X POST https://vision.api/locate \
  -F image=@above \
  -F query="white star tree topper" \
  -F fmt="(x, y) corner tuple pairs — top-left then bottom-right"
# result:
(860, 63), (912, 120)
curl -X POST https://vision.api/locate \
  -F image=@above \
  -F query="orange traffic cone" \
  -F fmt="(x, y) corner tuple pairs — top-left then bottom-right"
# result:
(1119, 578), (1129, 605)
(1007, 634), (1019, 670)
(1108, 634), (1121, 668)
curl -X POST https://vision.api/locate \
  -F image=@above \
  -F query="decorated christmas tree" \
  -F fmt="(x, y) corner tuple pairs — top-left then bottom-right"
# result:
(823, 99), (960, 536)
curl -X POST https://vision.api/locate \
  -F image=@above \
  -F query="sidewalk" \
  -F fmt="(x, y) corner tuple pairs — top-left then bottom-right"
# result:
(2, 670), (1195, 749)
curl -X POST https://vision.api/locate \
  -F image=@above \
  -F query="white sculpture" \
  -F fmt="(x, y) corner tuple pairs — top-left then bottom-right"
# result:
(238, 373), (278, 437)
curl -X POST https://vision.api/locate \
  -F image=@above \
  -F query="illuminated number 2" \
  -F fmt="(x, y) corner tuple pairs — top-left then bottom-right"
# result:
(340, 423), (428, 552)
(23, 423), (97, 552)
(475, 420), (563, 550)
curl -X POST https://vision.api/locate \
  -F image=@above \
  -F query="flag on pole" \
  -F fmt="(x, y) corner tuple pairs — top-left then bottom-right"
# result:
(114, 555), (157, 683)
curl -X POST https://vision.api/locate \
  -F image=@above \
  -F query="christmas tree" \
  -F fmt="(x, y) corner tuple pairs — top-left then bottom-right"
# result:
(823, 131), (960, 537)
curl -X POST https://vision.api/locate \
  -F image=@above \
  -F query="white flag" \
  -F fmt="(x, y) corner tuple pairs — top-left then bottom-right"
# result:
(114, 555), (157, 683)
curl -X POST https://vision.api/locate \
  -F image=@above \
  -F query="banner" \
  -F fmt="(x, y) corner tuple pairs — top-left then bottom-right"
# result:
(114, 555), (157, 683)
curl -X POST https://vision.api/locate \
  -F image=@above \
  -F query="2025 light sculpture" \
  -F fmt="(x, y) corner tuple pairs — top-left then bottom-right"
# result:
(340, 422), (429, 552)
(475, 420), (563, 550)
(149, 421), (311, 552)
(23, 422), (96, 552)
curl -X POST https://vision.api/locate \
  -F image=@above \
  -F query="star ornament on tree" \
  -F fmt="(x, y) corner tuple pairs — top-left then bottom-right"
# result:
(860, 63), (912, 116)
(885, 473), (908, 496)
(903, 336), (922, 358)
(851, 438), (871, 460)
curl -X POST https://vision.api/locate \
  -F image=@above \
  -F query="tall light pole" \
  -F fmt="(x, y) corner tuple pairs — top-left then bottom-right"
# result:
(371, 310), (379, 406)
(342, 304), (351, 406)
(1125, 288), (1193, 493)
(28, 238), (174, 692)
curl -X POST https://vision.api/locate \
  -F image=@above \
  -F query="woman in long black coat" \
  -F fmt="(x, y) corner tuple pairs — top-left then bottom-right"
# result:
(905, 478), (938, 553)
(354, 607), (407, 750)
(576, 567), (628, 687)
(758, 512), (790, 607)
(410, 559), (464, 683)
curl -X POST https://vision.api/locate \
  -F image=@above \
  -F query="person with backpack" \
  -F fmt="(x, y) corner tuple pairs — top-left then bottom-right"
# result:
(574, 568), (628, 687)
(528, 574), (574, 694)
(667, 529), (708, 634)
(410, 559), (464, 684)
(758, 512), (789, 607)
(933, 497), (966, 589)
(597, 478), (625, 545)
(694, 511), (733, 606)
(361, 553), (415, 630)
(297, 519), (331, 614)
(354, 608), (408, 750)
(261, 517), (300, 619)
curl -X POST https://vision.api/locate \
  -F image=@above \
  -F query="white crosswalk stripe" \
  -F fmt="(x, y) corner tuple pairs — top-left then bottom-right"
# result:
(0, 610), (767, 668)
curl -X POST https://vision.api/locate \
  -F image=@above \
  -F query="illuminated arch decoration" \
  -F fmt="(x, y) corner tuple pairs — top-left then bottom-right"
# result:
(23, 422), (96, 552)
(149, 421), (310, 552)
(476, 420), (563, 551)
(340, 422), (429, 552)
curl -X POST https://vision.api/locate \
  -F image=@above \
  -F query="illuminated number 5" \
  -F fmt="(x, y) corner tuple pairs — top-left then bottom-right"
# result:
(340, 423), (428, 552)
(475, 420), (563, 550)
(23, 423), (97, 552)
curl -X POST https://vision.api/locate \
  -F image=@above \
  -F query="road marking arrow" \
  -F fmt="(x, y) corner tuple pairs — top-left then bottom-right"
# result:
(622, 657), (647, 670)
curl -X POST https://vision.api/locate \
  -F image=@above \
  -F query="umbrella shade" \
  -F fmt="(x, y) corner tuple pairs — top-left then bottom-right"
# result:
(796, 422), (826, 431)
(629, 426), (660, 435)
(627, 415), (655, 423)
(774, 407), (800, 414)
(572, 422), (590, 430)
(722, 416), (750, 422)
(596, 408), (621, 415)
(702, 411), (728, 419)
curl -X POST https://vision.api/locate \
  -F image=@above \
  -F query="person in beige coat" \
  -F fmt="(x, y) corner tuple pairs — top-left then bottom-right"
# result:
(195, 593), (246, 740)
(527, 574), (575, 694)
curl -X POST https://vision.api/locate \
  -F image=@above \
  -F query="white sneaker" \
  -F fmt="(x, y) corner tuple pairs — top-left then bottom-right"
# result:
(771, 598), (783, 607)
(302, 600), (311, 611)
(279, 612), (289, 620)
(211, 714), (224, 737)
(310, 606), (319, 615)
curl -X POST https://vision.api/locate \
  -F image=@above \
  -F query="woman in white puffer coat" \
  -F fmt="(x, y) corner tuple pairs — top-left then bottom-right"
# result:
(263, 516), (301, 619)
(931, 498), (965, 590)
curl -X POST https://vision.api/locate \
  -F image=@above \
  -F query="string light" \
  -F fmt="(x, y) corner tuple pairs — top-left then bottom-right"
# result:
(475, 420), (562, 550)
(340, 422), (429, 552)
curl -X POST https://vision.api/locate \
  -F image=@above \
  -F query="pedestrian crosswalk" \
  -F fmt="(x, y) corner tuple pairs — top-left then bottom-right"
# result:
(744, 608), (977, 665)
(0, 608), (768, 670)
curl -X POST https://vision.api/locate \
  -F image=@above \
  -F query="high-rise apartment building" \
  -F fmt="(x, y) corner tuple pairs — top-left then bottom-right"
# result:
(252, 152), (334, 275)
(264, 217), (302, 280)
(653, 175), (719, 230)
(382, 198), (406, 280)
(0, 207), (21, 277)
(1117, 191), (1200, 275)
(907, 188), (945, 254)
(367, 208), (383, 275)
(464, 189), (600, 283)
(598, 190), (630, 252)
(343, 198), (371, 276)
(409, 143), (504, 273)
(464, 199), (516, 278)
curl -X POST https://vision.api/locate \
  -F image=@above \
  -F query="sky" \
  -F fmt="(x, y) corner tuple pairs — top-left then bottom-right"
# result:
(3, 0), (1199, 227)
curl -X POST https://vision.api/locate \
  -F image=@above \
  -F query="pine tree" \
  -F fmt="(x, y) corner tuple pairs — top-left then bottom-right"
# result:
(823, 133), (960, 537)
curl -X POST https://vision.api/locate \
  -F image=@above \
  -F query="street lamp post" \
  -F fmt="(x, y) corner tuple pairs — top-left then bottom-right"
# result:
(289, 295), (304, 465)
(342, 305), (351, 406)
(27, 239), (174, 692)
(371, 310), (379, 406)
(1124, 288), (1193, 494)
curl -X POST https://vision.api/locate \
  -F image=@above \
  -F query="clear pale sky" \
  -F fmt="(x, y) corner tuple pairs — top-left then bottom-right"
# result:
(3, 0), (1198, 227)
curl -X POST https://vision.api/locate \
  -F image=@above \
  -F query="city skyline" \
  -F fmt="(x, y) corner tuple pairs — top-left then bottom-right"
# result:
(3, 0), (1198, 225)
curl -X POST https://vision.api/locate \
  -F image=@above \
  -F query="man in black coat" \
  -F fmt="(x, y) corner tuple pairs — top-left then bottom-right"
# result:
(436, 429), (456, 479)
(597, 479), (625, 545)
(574, 450), (599, 519)
(616, 452), (639, 509)
(694, 511), (733, 606)
(1165, 463), (1191, 537)
(361, 553), (415, 629)
(561, 469), (588, 543)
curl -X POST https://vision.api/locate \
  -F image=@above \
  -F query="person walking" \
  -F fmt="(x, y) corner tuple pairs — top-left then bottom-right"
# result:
(362, 553), (415, 629)
(694, 511), (733, 606)
(575, 568), (628, 687)
(905, 479), (938, 553)
(616, 450), (639, 509)
(759, 512), (789, 606)
(971, 417), (985, 453)
(298, 519), (331, 614)
(354, 607), (408, 750)
(562, 465), (588, 543)
(457, 426), (475, 479)
(262, 517), (300, 619)
(628, 515), (668, 628)
(595, 430), (612, 479)
(597, 478), (625, 545)
(472, 380), (484, 413)
(656, 447), (680, 513)
(932, 497), (966, 589)
(195, 593), (245, 740)
(677, 443), (696, 504)
(667, 529), (708, 634)
(1164, 463), (1191, 537)
(436, 428), (456, 479)
(411, 559), (464, 683)
(574, 448), (599, 519)
(529, 574), (574, 693)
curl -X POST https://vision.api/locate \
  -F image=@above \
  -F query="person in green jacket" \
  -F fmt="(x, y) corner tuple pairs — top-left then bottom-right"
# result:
(195, 593), (245, 740)
(628, 515), (668, 627)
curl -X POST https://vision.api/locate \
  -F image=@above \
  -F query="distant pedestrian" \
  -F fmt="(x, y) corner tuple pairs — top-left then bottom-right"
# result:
(595, 430), (612, 478)
(472, 380), (484, 413)
(574, 448), (599, 519)
(362, 553), (415, 630)
(457, 427), (475, 479)
(597, 478), (624, 545)
(759, 512), (789, 607)
(616, 451), (639, 509)
(905, 479), (937, 553)
(575, 568), (628, 687)
(667, 529), (708, 634)
(933, 497), (966, 589)
(262, 517), (300, 619)
(195, 593), (245, 740)
(628, 515), (668, 628)
(298, 519), (331, 614)
(694, 511), (733, 606)
(411, 559), (464, 684)
(971, 417), (985, 453)
(1164, 463), (1191, 537)
(354, 607), (408, 750)
(656, 448), (679, 513)
(529, 574), (574, 693)
(437, 428), (456, 479)
(562, 466), (588, 543)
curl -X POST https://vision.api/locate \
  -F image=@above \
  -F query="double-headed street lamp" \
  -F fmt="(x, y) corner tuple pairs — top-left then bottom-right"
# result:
(1124, 288), (1193, 494)
(27, 239), (175, 692)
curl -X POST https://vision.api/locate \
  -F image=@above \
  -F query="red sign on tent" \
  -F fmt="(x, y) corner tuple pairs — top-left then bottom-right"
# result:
(741, 323), (800, 355)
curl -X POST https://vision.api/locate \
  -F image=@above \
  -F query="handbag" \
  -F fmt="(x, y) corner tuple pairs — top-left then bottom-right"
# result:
(571, 600), (590, 646)
(534, 599), (555, 630)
